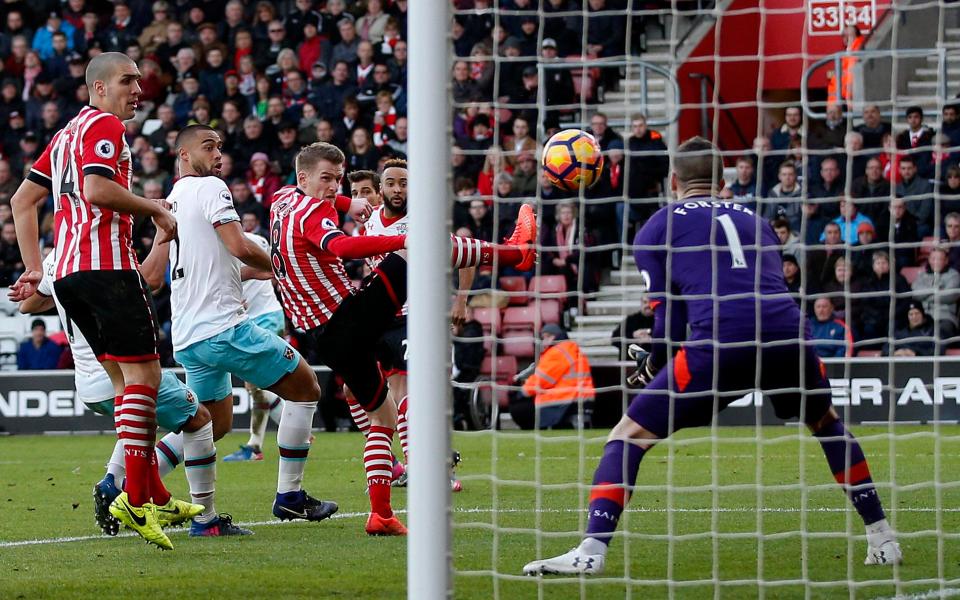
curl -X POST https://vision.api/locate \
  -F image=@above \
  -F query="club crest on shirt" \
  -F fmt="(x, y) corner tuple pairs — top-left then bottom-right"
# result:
(283, 346), (294, 361)
(94, 139), (115, 158)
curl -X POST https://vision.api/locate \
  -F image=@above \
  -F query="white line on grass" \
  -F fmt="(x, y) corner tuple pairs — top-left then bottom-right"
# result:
(871, 588), (960, 600)
(2, 506), (957, 548)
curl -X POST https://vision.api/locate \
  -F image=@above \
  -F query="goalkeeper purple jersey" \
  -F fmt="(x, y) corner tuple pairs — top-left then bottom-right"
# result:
(632, 197), (807, 364)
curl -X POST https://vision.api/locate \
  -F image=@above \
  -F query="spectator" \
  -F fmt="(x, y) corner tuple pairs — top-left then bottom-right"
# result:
(356, 0), (390, 45)
(849, 222), (878, 278)
(466, 198), (494, 242)
(512, 151), (539, 198)
(920, 133), (960, 181)
(852, 250), (910, 343)
(356, 62), (403, 114)
(896, 155), (934, 236)
(199, 46), (228, 108)
(822, 198), (873, 244)
(509, 323), (595, 430)
(256, 19), (293, 72)
(874, 197), (919, 270)
(764, 161), (803, 232)
(147, 104), (177, 150)
(505, 115), (536, 169)
(942, 103), (960, 148)
(139, 1), (171, 54)
(452, 60), (479, 105)
(231, 178), (266, 224)
(330, 18), (360, 68)
(782, 254), (802, 302)
(311, 60), (357, 121)
(610, 295), (656, 359)
(841, 131), (869, 182)
(172, 73), (201, 126)
(285, 0), (322, 46)
(17, 319), (63, 370)
(545, 202), (598, 295)
(218, 99), (245, 153)
(729, 156), (756, 208)
(770, 106), (803, 152)
(0, 159), (17, 204)
(297, 15), (330, 76)
(345, 127), (380, 176)
(586, 0), (625, 90)
(0, 220), (23, 285)
(911, 247), (960, 341)
(808, 156), (844, 218)
(540, 38), (574, 125)
(272, 121), (299, 175)
(625, 115), (668, 223)
(587, 112), (623, 152)
(886, 302), (936, 357)
(850, 157), (891, 222)
(806, 221), (844, 291)
(820, 255), (852, 311)
(103, 2), (139, 52)
(895, 105), (935, 152)
(241, 211), (268, 238)
(33, 12), (76, 61)
(154, 21), (188, 77)
(944, 212), (960, 271)
(246, 153), (281, 207)
(810, 297), (852, 358)
(1, 12), (32, 58)
(855, 103), (891, 149)
(387, 39), (408, 86)
(235, 115), (273, 166)
(353, 41), (377, 90)
(808, 103), (846, 155)
(476, 145), (508, 198)
(772, 218), (803, 261)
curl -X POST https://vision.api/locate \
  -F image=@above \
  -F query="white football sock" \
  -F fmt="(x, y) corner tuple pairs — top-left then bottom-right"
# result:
(183, 421), (216, 523)
(106, 440), (125, 479)
(866, 518), (895, 547)
(155, 431), (184, 478)
(277, 400), (317, 494)
(579, 537), (609, 557)
(247, 386), (269, 450)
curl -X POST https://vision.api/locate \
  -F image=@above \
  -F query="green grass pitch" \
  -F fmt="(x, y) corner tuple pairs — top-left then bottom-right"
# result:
(1, 426), (958, 599)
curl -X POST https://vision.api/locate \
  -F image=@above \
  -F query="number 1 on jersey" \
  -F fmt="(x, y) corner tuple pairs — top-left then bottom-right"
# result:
(715, 214), (748, 269)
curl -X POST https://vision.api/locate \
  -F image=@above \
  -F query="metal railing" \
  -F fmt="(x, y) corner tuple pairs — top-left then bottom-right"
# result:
(801, 47), (954, 119)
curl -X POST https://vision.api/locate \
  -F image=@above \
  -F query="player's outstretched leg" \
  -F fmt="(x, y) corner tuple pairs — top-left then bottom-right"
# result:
(810, 410), (902, 565)
(523, 416), (654, 576)
(270, 359), (339, 522)
(450, 204), (538, 271)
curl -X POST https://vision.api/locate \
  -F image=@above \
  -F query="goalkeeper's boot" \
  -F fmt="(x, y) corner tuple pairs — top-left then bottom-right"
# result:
(365, 512), (408, 536)
(273, 490), (339, 522)
(108, 492), (173, 550)
(154, 495), (205, 527)
(93, 474), (121, 536)
(189, 513), (253, 537)
(223, 444), (264, 462)
(523, 547), (605, 576)
(864, 540), (903, 566)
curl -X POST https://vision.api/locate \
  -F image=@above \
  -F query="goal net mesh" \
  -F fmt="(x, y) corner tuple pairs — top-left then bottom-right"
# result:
(446, 0), (959, 597)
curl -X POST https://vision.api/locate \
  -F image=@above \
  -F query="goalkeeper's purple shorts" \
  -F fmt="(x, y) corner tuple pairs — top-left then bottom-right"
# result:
(625, 341), (833, 438)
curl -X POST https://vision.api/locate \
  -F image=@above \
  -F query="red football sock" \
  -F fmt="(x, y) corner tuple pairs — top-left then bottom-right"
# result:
(115, 384), (158, 507)
(396, 396), (409, 464)
(450, 236), (523, 268)
(366, 425), (395, 518)
(148, 451), (171, 506)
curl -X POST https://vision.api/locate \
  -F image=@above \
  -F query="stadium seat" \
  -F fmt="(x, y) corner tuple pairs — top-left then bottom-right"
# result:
(473, 307), (503, 336)
(857, 349), (882, 357)
(502, 331), (536, 358)
(528, 275), (567, 300)
(499, 276), (528, 305)
(946, 348), (960, 356)
(900, 266), (922, 285)
(480, 354), (518, 381)
(503, 305), (539, 332)
(538, 299), (562, 325)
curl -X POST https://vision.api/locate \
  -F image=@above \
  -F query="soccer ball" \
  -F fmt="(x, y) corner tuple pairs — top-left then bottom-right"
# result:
(541, 129), (604, 192)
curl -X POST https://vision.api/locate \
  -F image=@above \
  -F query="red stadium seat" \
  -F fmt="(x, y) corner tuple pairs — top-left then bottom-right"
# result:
(499, 276), (529, 305)
(502, 331), (536, 358)
(900, 266), (922, 285)
(480, 355), (518, 381)
(528, 275), (567, 298)
(857, 349), (882, 357)
(503, 305), (540, 332)
(473, 307), (503, 336)
(946, 348), (960, 356)
(538, 299), (562, 325)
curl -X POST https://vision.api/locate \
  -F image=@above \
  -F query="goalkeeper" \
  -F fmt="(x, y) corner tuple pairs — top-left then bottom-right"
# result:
(523, 137), (901, 576)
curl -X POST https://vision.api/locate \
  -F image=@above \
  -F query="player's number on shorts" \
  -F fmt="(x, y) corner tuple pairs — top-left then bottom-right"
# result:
(715, 214), (748, 269)
(401, 339), (409, 361)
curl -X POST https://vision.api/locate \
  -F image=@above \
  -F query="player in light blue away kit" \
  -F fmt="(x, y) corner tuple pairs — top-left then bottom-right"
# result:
(222, 231), (287, 462)
(523, 137), (901, 576)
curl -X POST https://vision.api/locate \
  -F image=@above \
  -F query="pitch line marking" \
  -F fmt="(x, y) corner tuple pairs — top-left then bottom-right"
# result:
(1, 506), (957, 548)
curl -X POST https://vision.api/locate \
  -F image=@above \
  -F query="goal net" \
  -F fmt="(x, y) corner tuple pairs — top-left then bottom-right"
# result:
(439, 0), (960, 597)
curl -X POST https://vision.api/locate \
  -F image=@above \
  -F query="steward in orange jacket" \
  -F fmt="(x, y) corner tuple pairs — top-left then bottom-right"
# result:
(510, 324), (595, 429)
(827, 26), (865, 106)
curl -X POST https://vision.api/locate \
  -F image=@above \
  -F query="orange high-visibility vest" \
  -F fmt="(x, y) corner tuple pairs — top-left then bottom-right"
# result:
(523, 340), (596, 406)
(827, 35), (864, 104)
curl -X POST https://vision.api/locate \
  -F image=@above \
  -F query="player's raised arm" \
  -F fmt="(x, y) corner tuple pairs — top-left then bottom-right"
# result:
(139, 236), (170, 291)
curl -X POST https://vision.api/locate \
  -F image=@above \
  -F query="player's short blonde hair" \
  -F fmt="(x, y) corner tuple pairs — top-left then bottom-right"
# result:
(295, 142), (345, 174)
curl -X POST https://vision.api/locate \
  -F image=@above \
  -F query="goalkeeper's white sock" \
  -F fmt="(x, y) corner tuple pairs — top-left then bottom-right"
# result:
(578, 537), (609, 557)
(866, 518), (895, 547)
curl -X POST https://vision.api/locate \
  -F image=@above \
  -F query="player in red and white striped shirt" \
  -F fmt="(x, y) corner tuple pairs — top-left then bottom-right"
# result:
(8, 53), (190, 550)
(270, 142), (536, 535)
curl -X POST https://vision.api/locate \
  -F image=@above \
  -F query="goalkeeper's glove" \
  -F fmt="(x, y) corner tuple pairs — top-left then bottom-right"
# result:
(626, 344), (659, 388)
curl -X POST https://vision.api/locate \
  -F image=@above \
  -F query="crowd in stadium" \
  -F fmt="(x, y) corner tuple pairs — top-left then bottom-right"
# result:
(0, 0), (957, 370)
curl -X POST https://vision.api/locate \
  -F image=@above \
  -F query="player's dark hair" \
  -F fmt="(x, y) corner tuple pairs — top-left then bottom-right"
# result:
(382, 158), (407, 171)
(296, 142), (345, 173)
(348, 169), (380, 190)
(174, 124), (217, 150)
(673, 136), (724, 188)
(85, 52), (136, 90)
